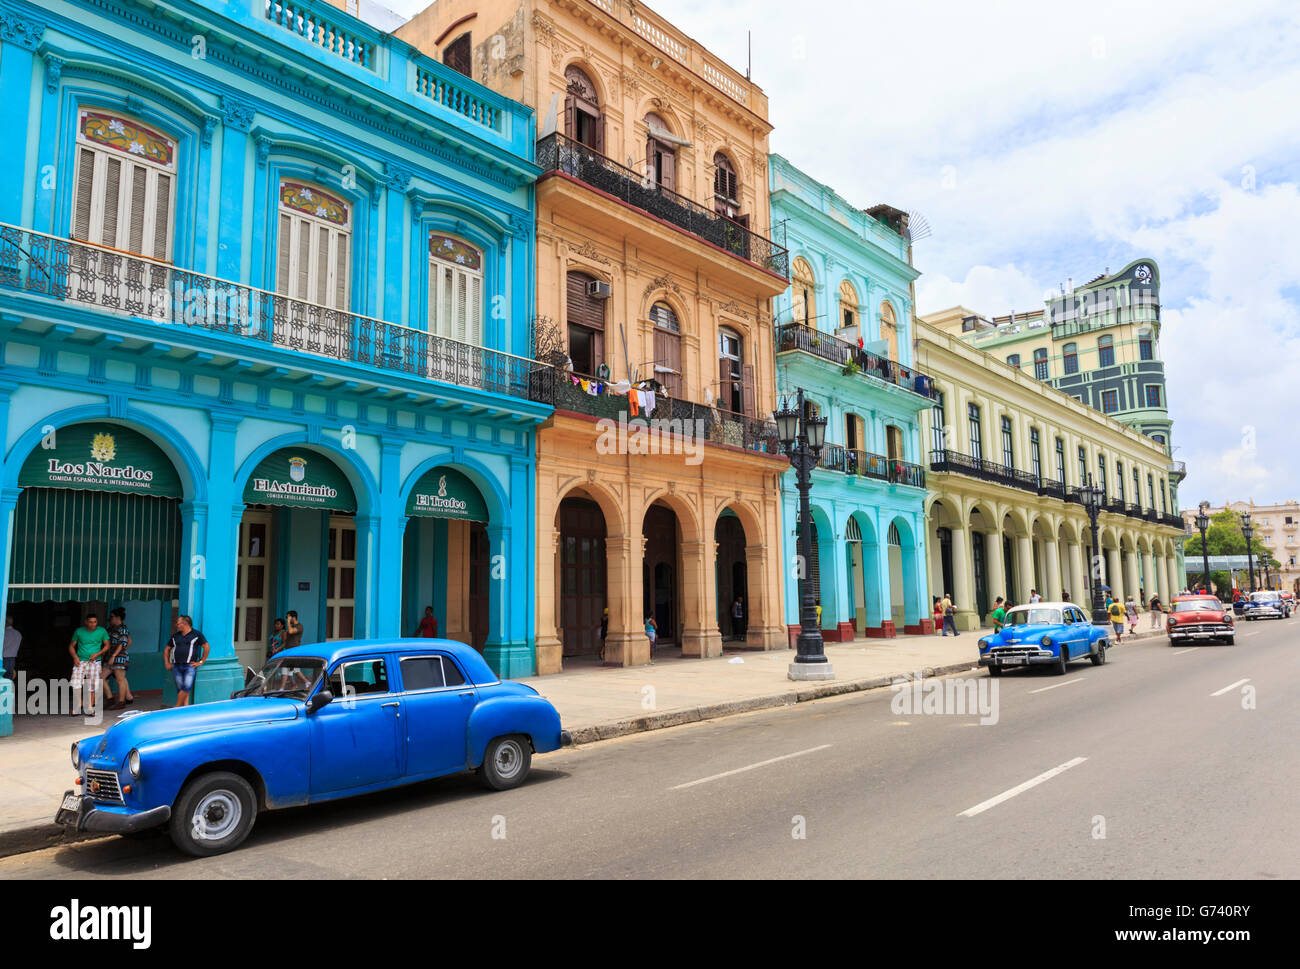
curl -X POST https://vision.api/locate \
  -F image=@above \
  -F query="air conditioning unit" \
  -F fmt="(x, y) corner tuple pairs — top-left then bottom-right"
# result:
(587, 280), (612, 299)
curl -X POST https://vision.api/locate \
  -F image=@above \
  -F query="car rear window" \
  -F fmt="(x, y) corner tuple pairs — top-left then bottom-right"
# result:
(1173, 599), (1221, 612)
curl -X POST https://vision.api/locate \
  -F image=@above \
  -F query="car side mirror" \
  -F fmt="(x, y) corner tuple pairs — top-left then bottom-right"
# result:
(306, 690), (333, 714)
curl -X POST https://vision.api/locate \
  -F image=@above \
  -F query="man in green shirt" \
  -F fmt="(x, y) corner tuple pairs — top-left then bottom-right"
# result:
(990, 597), (1007, 632)
(68, 614), (110, 716)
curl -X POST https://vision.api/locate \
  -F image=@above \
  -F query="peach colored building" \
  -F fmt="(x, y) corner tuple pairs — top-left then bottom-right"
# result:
(399, 0), (791, 672)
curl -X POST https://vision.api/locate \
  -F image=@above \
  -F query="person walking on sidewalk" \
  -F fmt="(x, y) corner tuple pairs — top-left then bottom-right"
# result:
(941, 594), (958, 636)
(731, 596), (746, 642)
(1125, 595), (1139, 634)
(2, 615), (20, 680)
(68, 614), (110, 717)
(164, 615), (209, 708)
(932, 596), (944, 634)
(644, 615), (658, 663)
(103, 607), (134, 710)
(284, 610), (303, 650)
(1148, 593), (1163, 628)
(412, 606), (438, 638)
(990, 597), (1006, 633)
(1108, 599), (1126, 643)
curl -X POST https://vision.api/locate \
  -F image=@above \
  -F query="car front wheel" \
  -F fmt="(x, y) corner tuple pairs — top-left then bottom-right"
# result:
(1055, 647), (1069, 675)
(480, 735), (532, 791)
(987, 664), (1002, 677)
(169, 771), (257, 857)
(1090, 640), (1106, 666)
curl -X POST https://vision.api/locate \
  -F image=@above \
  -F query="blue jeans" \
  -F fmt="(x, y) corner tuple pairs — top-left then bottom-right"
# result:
(942, 615), (958, 636)
(173, 664), (198, 694)
(2, 656), (14, 679)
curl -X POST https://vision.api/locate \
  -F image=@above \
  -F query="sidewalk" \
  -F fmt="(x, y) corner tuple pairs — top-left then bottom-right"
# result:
(0, 626), (1166, 855)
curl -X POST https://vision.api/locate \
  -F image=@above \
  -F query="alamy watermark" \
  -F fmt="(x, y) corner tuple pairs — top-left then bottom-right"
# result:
(890, 675), (1000, 725)
(596, 414), (706, 466)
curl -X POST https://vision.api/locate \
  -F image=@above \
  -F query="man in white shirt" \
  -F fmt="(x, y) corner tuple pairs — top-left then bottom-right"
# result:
(1029, 590), (1041, 603)
(3, 615), (21, 680)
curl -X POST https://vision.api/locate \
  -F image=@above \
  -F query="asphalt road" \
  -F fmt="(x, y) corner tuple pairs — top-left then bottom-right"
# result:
(3, 617), (1297, 879)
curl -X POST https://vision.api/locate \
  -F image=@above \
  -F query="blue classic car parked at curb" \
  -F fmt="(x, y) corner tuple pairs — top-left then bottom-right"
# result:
(56, 639), (570, 856)
(977, 602), (1110, 676)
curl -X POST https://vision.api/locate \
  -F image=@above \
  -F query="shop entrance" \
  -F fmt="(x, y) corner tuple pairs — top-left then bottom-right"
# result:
(715, 511), (747, 642)
(556, 495), (607, 658)
(235, 447), (359, 669)
(401, 467), (492, 651)
(642, 503), (680, 647)
(6, 424), (184, 690)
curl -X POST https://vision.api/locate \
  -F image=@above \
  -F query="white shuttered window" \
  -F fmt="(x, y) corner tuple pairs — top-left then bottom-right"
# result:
(428, 235), (483, 346)
(275, 182), (352, 311)
(70, 112), (176, 261)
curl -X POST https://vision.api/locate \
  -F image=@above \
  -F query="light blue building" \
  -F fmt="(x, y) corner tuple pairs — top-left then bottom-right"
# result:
(770, 155), (935, 640)
(0, 0), (546, 706)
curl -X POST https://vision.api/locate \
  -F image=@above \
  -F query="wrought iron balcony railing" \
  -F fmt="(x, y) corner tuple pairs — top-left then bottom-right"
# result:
(889, 459), (927, 489)
(927, 449), (1037, 493)
(817, 445), (924, 487)
(1037, 478), (1067, 500)
(775, 322), (938, 400)
(1125, 502), (1145, 519)
(0, 225), (546, 403)
(536, 132), (789, 279)
(1161, 513), (1187, 529)
(1168, 460), (1187, 480)
(533, 367), (781, 455)
(1106, 498), (1127, 514)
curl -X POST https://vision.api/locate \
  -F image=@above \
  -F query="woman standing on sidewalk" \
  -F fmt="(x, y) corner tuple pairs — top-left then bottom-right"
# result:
(1125, 595), (1139, 634)
(103, 607), (134, 710)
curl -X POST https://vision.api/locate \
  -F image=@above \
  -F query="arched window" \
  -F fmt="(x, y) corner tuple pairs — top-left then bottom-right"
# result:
(72, 110), (177, 260)
(1138, 327), (1154, 361)
(1063, 342), (1078, 374)
(791, 257), (816, 327)
(885, 425), (904, 461)
(644, 112), (676, 192)
(566, 270), (605, 375)
(276, 180), (352, 311)
(428, 234), (483, 346)
(718, 327), (752, 416)
(713, 151), (742, 222)
(650, 300), (682, 397)
(443, 32), (472, 78)
(879, 300), (899, 362)
(1033, 347), (1049, 380)
(564, 65), (603, 152)
(1098, 334), (1115, 367)
(887, 522), (901, 547)
(838, 280), (859, 336)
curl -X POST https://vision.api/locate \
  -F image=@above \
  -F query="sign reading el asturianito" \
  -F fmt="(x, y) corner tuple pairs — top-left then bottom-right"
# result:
(18, 424), (182, 497)
(405, 467), (488, 522)
(243, 447), (356, 512)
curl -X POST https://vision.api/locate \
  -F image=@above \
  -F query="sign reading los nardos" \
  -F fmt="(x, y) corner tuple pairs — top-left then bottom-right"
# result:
(19, 425), (182, 497)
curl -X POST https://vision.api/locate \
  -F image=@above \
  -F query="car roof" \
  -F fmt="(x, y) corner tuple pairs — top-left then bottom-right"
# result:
(273, 638), (499, 683)
(1004, 601), (1072, 611)
(1173, 594), (1221, 600)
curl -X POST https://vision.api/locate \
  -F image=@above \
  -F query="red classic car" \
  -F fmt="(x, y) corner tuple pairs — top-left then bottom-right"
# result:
(1167, 595), (1235, 646)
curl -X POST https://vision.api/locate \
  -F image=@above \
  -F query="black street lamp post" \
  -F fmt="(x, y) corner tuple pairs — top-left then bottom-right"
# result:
(1241, 512), (1256, 593)
(1262, 554), (1272, 590)
(776, 388), (833, 681)
(1080, 473), (1109, 624)
(1195, 502), (1211, 595)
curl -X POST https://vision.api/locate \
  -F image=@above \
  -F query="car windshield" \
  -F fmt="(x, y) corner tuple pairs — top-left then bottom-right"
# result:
(1004, 607), (1061, 626)
(239, 656), (324, 698)
(1173, 599), (1221, 612)
(1250, 592), (1279, 602)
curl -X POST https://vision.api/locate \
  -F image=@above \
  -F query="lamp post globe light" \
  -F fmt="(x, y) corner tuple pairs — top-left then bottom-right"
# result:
(1195, 502), (1211, 595)
(777, 388), (834, 682)
(1080, 473), (1109, 624)
(1241, 512), (1256, 593)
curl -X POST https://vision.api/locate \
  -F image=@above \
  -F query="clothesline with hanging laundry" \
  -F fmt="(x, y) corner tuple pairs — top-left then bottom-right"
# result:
(568, 373), (658, 415)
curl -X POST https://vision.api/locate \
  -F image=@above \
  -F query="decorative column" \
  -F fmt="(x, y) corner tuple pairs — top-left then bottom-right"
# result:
(535, 528), (563, 674)
(949, 523), (977, 630)
(0, 12), (44, 225)
(192, 416), (243, 705)
(744, 543), (782, 649)
(1124, 545), (1141, 604)
(1107, 546), (1124, 602)
(1143, 549), (1157, 607)
(1016, 534), (1034, 603)
(603, 535), (646, 666)
(1044, 536), (1062, 602)
(986, 525), (1007, 605)
(680, 539), (722, 658)
(217, 98), (255, 280)
(371, 440), (404, 640)
(1068, 538), (1087, 605)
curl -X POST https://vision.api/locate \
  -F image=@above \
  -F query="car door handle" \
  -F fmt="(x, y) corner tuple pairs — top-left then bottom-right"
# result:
(458, 691), (474, 697)
(382, 701), (399, 710)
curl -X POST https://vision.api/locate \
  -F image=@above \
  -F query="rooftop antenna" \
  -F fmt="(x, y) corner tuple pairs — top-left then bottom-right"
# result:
(904, 210), (932, 243)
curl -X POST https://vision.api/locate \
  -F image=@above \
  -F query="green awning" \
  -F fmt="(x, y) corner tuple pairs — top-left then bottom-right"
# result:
(18, 424), (182, 498)
(405, 467), (489, 522)
(243, 448), (357, 512)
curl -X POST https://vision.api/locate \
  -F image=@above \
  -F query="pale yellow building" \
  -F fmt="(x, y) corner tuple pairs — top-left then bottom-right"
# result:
(917, 320), (1187, 629)
(399, 0), (791, 672)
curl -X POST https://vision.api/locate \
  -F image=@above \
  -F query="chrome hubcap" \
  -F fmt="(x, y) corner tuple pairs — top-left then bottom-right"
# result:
(192, 790), (242, 841)
(494, 741), (522, 779)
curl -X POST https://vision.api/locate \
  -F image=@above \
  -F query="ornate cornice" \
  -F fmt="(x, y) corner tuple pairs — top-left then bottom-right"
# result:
(568, 239), (610, 266)
(385, 164), (413, 192)
(223, 97), (255, 132)
(0, 8), (45, 51)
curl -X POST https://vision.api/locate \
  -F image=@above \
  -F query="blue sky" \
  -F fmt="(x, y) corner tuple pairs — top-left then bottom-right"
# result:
(383, 0), (1300, 507)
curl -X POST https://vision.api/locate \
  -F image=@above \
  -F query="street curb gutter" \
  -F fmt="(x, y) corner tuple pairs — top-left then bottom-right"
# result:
(564, 660), (979, 746)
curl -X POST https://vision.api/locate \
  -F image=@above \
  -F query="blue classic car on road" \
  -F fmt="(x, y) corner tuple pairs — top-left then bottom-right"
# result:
(977, 602), (1110, 676)
(56, 640), (570, 856)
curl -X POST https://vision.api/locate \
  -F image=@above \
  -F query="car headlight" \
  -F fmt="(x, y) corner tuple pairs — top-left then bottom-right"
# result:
(127, 749), (141, 779)
(1167, 617), (1176, 625)
(1040, 635), (1053, 647)
(978, 638), (989, 650)
(71, 743), (79, 770)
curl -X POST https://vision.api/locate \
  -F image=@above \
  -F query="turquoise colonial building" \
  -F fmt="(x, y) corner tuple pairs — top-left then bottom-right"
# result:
(0, 0), (545, 706)
(770, 155), (935, 639)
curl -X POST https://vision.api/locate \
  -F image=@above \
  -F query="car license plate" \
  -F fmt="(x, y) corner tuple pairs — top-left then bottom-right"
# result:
(61, 794), (81, 812)
(1001, 656), (1026, 666)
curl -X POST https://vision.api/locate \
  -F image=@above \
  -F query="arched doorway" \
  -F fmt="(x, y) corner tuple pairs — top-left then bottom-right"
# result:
(847, 512), (883, 634)
(401, 466), (492, 652)
(715, 511), (747, 642)
(643, 502), (680, 647)
(887, 522), (905, 627)
(234, 446), (358, 671)
(8, 422), (184, 683)
(557, 494), (607, 659)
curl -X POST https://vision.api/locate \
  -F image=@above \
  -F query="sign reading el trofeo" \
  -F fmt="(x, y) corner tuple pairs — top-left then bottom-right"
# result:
(242, 448), (357, 512)
(18, 425), (183, 498)
(405, 467), (488, 522)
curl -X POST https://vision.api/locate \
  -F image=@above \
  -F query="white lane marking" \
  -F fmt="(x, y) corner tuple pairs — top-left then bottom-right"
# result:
(1028, 677), (1084, 694)
(1211, 678), (1250, 697)
(670, 744), (832, 790)
(958, 757), (1088, 818)
(1171, 647), (1199, 655)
